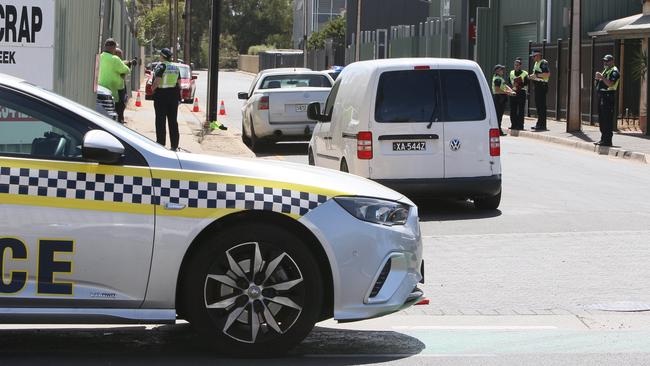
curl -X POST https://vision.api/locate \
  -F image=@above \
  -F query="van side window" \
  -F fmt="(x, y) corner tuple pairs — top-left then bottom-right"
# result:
(374, 70), (439, 123)
(323, 79), (341, 118)
(439, 70), (486, 121)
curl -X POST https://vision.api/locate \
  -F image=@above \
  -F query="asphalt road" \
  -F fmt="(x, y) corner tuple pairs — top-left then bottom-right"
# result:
(4, 71), (650, 365)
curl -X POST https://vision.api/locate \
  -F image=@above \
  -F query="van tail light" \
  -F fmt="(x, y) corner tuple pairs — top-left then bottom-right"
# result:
(357, 131), (373, 160)
(489, 128), (501, 156)
(259, 96), (269, 110)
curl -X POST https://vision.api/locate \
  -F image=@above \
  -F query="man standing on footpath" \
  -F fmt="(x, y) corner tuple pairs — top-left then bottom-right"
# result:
(113, 48), (137, 124)
(492, 64), (516, 136)
(151, 48), (181, 151)
(509, 58), (529, 130)
(529, 49), (550, 131)
(98, 39), (130, 115)
(594, 54), (620, 147)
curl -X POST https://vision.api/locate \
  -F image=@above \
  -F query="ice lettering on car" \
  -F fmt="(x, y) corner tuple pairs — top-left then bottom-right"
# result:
(0, 237), (28, 294)
(36, 239), (74, 296)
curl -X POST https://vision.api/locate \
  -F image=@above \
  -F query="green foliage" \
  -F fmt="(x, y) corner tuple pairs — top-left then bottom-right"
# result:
(247, 44), (277, 55)
(308, 16), (346, 51)
(222, 0), (293, 53)
(220, 34), (239, 69)
(631, 49), (648, 82)
(136, 3), (172, 50)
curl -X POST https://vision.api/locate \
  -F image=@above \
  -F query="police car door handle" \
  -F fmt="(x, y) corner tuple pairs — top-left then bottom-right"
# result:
(164, 202), (186, 210)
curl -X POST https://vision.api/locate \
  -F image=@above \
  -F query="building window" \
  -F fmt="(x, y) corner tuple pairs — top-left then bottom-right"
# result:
(311, 0), (346, 33)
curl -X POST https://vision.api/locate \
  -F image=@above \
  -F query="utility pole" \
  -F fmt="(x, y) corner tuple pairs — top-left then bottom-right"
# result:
(184, 0), (191, 65)
(355, 0), (362, 61)
(207, 0), (221, 124)
(168, 0), (173, 48)
(173, 0), (179, 61)
(567, 0), (581, 132)
(303, 0), (308, 67)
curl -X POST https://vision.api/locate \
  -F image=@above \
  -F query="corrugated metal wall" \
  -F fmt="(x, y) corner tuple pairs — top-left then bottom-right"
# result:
(52, 0), (141, 109)
(476, 5), (498, 80)
(53, 1), (101, 109)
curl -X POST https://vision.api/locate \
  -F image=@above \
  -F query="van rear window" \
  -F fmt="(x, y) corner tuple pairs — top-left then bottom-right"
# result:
(439, 70), (486, 121)
(374, 69), (485, 123)
(374, 70), (438, 123)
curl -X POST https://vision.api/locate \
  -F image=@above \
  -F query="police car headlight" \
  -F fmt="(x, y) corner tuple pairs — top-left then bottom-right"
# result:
(334, 196), (410, 226)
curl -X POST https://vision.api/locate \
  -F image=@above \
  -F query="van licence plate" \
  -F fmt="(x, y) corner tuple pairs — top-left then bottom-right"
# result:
(393, 141), (426, 151)
(295, 104), (307, 112)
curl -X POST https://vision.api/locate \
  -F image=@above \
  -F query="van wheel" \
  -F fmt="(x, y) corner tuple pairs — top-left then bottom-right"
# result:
(181, 223), (322, 357)
(474, 192), (501, 210)
(340, 159), (349, 173)
(308, 150), (315, 166)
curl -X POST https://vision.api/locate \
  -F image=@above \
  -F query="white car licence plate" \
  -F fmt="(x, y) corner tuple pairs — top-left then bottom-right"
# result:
(295, 104), (307, 112)
(393, 141), (426, 151)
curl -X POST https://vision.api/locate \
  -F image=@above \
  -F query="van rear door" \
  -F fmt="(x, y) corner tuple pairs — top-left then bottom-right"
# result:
(439, 69), (495, 178)
(368, 68), (445, 180)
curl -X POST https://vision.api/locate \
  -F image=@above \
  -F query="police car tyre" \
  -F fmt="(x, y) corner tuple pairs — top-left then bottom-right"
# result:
(181, 223), (322, 356)
(473, 191), (501, 210)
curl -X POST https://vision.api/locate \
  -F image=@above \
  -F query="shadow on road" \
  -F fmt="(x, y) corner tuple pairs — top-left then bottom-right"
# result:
(252, 142), (309, 158)
(415, 198), (502, 222)
(0, 324), (424, 365)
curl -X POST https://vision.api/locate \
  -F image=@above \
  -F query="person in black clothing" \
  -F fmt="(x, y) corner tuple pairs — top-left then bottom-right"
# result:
(529, 49), (551, 131)
(594, 54), (620, 147)
(151, 48), (181, 151)
(508, 58), (529, 130)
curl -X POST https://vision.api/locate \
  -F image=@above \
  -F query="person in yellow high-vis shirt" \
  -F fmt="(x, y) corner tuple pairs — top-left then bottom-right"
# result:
(529, 49), (550, 131)
(492, 64), (516, 136)
(151, 48), (181, 151)
(594, 54), (620, 147)
(98, 39), (130, 103)
(508, 58), (529, 130)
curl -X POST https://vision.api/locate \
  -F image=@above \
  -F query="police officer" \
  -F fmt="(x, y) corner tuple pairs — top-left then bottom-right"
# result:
(529, 49), (551, 131)
(151, 48), (181, 151)
(492, 64), (516, 136)
(594, 54), (620, 147)
(508, 58), (529, 130)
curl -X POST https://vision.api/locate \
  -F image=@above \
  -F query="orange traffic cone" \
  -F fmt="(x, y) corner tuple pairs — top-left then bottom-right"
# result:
(219, 100), (226, 116)
(192, 97), (200, 112)
(135, 91), (142, 107)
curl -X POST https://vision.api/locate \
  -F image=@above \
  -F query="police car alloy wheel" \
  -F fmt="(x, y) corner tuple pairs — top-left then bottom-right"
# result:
(182, 223), (321, 356)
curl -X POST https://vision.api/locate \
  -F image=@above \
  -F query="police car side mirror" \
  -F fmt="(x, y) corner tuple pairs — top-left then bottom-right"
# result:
(307, 102), (329, 122)
(82, 130), (125, 164)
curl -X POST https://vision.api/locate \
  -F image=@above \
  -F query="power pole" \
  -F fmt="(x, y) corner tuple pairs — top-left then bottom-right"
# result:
(355, 0), (362, 61)
(207, 0), (221, 124)
(567, 0), (581, 132)
(184, 0), (191, 65)
(303, 0), (308, 67)
(168, 0), (172, 48)
(173, 0), (179, 61)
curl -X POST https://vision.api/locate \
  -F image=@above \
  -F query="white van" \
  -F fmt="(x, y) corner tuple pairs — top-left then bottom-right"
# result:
(307, 58), (502, 209)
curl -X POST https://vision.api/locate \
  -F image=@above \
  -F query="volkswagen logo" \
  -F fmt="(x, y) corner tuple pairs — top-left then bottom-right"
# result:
(450, 138), (461, 151)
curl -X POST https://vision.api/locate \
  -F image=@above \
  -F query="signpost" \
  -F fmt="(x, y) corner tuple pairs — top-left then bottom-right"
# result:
(0, 1), (55, 90)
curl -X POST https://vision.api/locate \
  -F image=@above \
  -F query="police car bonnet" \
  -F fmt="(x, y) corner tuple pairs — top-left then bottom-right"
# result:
(0, 5), (43, 43)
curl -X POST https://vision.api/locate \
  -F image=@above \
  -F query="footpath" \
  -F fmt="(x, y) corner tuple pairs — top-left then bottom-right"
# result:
(123, 91), (253, 158)
(508, 116), (650, 164)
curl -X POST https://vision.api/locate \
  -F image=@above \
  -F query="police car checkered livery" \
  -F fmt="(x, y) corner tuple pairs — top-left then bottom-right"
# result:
(0, 74), (423, 356)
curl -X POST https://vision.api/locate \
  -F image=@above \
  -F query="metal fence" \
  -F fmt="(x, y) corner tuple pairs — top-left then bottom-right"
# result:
(259, 51), (305, 71)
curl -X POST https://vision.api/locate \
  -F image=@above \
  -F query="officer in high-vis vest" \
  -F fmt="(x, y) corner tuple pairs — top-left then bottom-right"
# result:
(152, 48), (181, 151)
(508, 58), (529, 131)
(594, 54), (620, 147)
(492, 64), (516, 136)
(529, 49), (550, 131)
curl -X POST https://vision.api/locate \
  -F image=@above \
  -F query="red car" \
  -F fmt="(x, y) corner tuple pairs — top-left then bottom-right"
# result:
(144, 62), (197, 103)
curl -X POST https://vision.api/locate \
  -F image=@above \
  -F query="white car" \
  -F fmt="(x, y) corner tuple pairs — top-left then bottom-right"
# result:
(238, 68), (334, 151)
(0, 74), (423, 356)
(308, 58), (502, 209)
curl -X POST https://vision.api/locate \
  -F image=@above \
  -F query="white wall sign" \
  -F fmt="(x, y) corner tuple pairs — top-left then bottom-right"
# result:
(0, 0), (55, 89)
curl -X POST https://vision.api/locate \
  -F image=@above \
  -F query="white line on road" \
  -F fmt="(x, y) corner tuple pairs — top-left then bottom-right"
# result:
(391, 325), (558, 330)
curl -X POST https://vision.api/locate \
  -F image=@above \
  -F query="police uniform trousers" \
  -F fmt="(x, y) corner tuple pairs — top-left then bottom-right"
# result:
(493, 94), (508, 132)
(509, 90), (527, 130)
(154, 87), (180, 150)
(534, 81), (548, 129)
(598, 91), (616, 145)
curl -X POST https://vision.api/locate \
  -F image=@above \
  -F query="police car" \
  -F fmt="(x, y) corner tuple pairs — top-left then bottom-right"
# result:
(0, 75), (423, 356)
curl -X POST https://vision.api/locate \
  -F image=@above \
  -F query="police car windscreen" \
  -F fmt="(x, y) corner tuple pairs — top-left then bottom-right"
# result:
(260, 74), (332, 89)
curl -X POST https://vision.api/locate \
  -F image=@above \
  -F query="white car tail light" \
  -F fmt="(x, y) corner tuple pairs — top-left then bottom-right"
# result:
(259, 96), (269, 110)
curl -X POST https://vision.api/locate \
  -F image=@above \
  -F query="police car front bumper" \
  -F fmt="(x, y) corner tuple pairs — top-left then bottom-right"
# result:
(299, 197), (423, 321)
